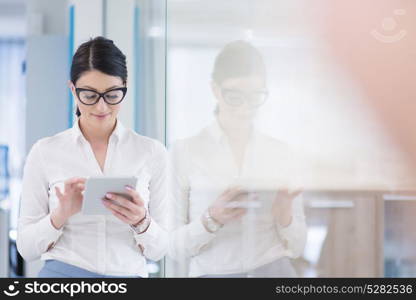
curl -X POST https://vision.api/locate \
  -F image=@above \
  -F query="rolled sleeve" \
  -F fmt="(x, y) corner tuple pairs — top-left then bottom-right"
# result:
(167, 141), (217, 260)
(40, 214), (64, 240)
(17, 141), (64, 261)
(33, 214), (63, 250)
(169, 217), (217, 259)
(275, 195), (308, 258)
(133, 218), (168, 261)
(132, 140), (170, 261)
(188, 217), (216, 242)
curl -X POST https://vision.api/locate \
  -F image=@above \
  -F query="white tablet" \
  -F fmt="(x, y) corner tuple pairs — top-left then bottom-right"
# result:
(81, 176), (138, 215)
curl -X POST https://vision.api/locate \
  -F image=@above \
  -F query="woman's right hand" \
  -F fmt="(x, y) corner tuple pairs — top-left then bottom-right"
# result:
(208, 186), (250, 225)
(51, 177), (86, 229)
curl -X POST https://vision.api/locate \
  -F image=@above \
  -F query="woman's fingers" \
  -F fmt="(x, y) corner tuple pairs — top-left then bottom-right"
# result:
(102, 199), (135, 220)
(75, 183), (85, 192)
(64, 177), (83, 187)
(105, 193), (138, 212)
(63, 177), (87, 194)
(104, 200), (146, 225)
(55, 186), (64, 200)
(221, 186), (243, 198)
(229, 207), (246, 216)
(230, 208), (247, 219)
(289, 189), (302, 198)
(110, 209), (132, 224)
(56, 183), (84, 204)
(224, 188), (248, 202)
(276, 189), (303, 200)
(122, 186), (144, 207)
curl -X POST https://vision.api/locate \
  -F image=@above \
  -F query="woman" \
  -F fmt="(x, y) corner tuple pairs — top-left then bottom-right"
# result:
(17, 37), (169, 278)
(169, 41), (307, 277)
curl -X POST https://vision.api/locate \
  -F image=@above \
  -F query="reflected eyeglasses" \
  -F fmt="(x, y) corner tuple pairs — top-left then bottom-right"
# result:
(221, 88), (268, 107)
(75, 87), (127, 105)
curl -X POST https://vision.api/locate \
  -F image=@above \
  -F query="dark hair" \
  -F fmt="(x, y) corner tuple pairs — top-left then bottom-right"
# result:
(212, 40), (266, 114)
(212, 40), (266, 84)
(70, 36), (127, 117)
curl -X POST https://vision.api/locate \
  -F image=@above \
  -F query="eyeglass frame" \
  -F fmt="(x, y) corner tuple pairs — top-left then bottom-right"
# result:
(75, 87), (128, 105)
(220, 87), (269, 107)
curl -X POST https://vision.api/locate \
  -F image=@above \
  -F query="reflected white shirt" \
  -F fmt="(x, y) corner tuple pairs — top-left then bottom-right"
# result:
(17, 120), (169, 277)
(169, 121), (307, 277)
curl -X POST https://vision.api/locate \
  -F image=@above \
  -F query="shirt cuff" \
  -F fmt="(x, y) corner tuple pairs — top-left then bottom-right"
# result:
(133, 217), (161, 246)
(188, 217), (216, 243)
(276, 216), (298, 238)
(276, 215), (306, 258)
(39, 214), (64, 248)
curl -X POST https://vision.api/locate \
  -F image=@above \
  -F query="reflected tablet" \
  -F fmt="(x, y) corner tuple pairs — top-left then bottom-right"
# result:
(81, 176), (138, 215)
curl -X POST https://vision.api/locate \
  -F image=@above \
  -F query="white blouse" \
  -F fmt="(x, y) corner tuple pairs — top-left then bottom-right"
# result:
(17, 119), (169, 277)
(169, 121), (308, 277)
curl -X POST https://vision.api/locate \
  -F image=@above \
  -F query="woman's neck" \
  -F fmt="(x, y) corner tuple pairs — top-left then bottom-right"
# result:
(79, 118), (116, 144)
(217, 113), (253, 143)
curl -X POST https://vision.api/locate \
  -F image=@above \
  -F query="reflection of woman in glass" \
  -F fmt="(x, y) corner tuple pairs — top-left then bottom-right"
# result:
(17, 37), (169, 278)
(169, 41), (307, 277)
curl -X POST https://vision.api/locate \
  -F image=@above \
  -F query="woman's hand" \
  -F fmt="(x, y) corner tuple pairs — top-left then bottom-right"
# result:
(272, 189), (302, 227)
(102, 185), (146, 226)
(51, 177), (86, 229)
(208, 186), (250, 225)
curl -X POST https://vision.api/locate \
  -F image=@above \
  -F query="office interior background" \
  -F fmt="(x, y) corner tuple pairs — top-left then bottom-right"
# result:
(1, 0), (415, 278)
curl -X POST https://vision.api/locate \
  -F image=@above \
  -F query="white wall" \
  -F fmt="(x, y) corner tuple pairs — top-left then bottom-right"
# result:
(70, 0), (103, 49)
(105, 0), (136, 130)
(69, 0), (136, 130)
(26, 0), (67, 35)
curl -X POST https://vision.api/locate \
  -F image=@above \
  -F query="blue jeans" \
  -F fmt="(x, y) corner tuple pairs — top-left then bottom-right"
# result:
(38, 260), (140, 278)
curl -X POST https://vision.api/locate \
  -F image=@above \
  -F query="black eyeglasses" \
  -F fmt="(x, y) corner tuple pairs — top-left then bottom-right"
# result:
(75, 87), (127, 105)
(221, 88), (268, 107)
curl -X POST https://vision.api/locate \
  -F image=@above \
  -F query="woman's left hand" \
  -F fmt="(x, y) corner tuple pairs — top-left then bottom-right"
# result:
(102, 185), (146, 226)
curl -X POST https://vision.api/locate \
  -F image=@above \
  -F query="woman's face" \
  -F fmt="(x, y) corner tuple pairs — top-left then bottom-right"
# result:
(70, 70), (125, 127)
(212, 75), (267, 123)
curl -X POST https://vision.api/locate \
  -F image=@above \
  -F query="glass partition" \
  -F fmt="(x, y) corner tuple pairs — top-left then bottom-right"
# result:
(164, 0), (416, 278)
(101, 0), (416, 278)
